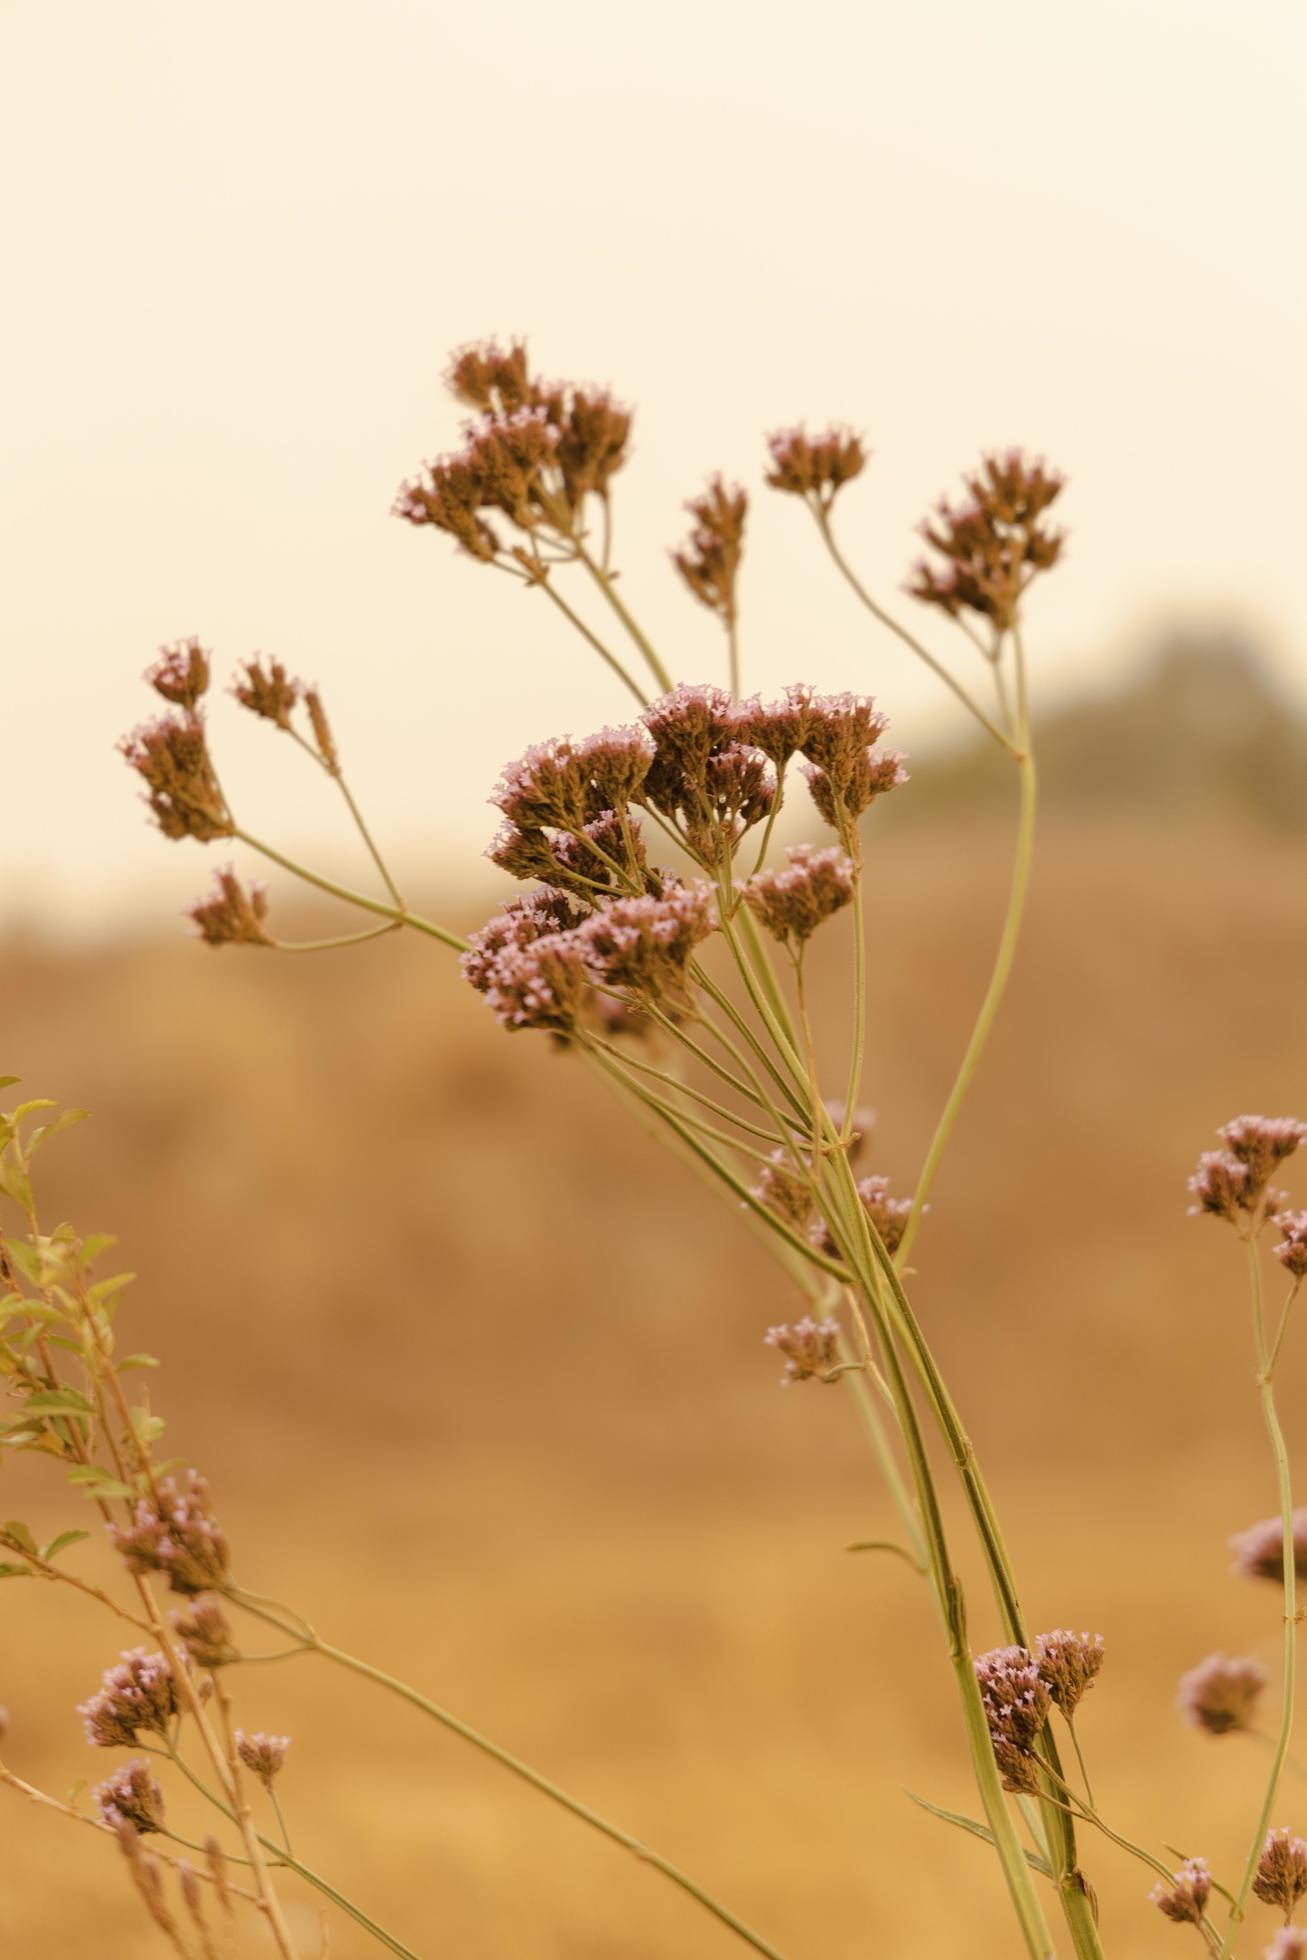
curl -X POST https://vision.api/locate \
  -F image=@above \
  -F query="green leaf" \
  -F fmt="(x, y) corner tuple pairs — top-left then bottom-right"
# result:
(845, 1539), (919, 1564)
(904, 1790), (1053, 1878)
(0, 1163), (34, 1210)
(41, 1529), (90, 1560)
(4, 1241), (43, 1282)
(80, 1234), (118, 1263)
(87, 1273), (135, 1310)
(130, 1407), (165, 1445)
(69, 1473), (136, 1501)
(0, 1076), (21, 1091)
(12, 1100), (57, 1121)
(118, 1353), (160, 1371)
(0, 1561), (32, 1579)
(23, 1387), (96, 1416)
(1, 1520), (38, 1556)
(25, 1109), (89, 1156)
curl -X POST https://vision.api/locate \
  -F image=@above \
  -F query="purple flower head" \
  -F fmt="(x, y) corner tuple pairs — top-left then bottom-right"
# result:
(1276, 1212), (1307, 1283)
(910, 451), (1065, 633)
(974, 1645), (1051, 1794)
(804, 747), (909, 828)
(232, 655), (300, 730)
(171, 1596), (239, 1670)
(461, 893), (579, 995)
(109, 1470), (230, 1597)
(186, 869), (272, 950)
(750, 1149), (815, 1232)
(78, 1649), (180, 1749)
(1219, 1115), (1307, 1190)
(1254, 1829), (1307, 1916)
(1266, 1931), (1307, 1959)
(235, 1729), (291, 1788)
(672, 478), (748, 625)
(763, 1316), (840, 1386)
(1177, 1652), (1267, 1735)
(640, 684), (737, 807)
(1229, 1510), (1307, 1584)
(576, 882), (715, 1006)
(743, 843), (855, 947)
(94, 1759), (165, 1835)
(1150, 1858), (1211, 1926)
(1035, 1630), (1104, 1717)
(733, 683), (821, 772)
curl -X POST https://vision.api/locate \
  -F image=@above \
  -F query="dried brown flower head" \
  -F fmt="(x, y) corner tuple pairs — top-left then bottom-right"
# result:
(445, 338), (533, 414)
(1177, 1651), (1267, 1735)
(909, 450), (1065, 634)
(146, 638), (210, 710)
(765, 425), (867, 507)
(763, 1316), (840, 1386)
(186, 869), (272, 948)
(232, 656), (300, 730)
(235, 1729), (291, 1787)
(172, 1596), (239, 1670)
(750, 1149), (815, 1231)
(94, 1759), (166, 1835)
(1150, 1857), (1211, 1925)
(672, 478), (747, 627)
(120, 713), (232, 843)
(1035, 1629), (1104, 1717)
(1254, 1828), (1307, 1917)
(109, 1470), (231, 1595)
(78, 1649), (180, 1749)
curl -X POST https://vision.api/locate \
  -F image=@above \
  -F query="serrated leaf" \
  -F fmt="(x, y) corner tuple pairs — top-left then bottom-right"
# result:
(118, 1353), (160, 1371)
(41, 1529), (90, 1560)
(904, 1790), (1053, 1878)
(23, 1387), (95, 1416)
(1, 1520), (37, 1556)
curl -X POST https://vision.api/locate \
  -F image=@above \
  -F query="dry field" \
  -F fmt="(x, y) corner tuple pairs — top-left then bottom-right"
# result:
(3, 805), (1306, 1957)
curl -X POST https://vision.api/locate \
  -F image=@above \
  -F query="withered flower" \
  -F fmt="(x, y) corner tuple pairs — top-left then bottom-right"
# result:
(109, 1470), (231, 1596)
(909, 449), (1065, 633)
(232, 656), (300, 730)
(1149, 1858), (1211, 1926)
(672, 478), (747, 627)
(120, 714), (232, 843)
(186, 869), (272, 948)
(765, 425), (867, 507)
(445, 338), (533, 414)
(235, 1729), (291, 1788)
(1254, 1829), (1307, 1917)
(750, 1148), (815, 1231)
(1177, 1652), (1267, 1735)
(172, 1596), (239, 1671)
(94, 1759), (166, 1835)
(146, 638), (210, 710)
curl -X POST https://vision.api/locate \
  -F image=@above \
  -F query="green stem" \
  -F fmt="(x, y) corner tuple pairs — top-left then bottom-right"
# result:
(1219, 1241), (1298, 1959)
(835, 809), (865, 1139)
(232, 830), (467, 953)
(896, 726), (1036, 1267)
(574, 544), (674, 693)
(534, 572), (652, 708)
(813, 510), (1019, 757)
(223, 1596), (794, 1960)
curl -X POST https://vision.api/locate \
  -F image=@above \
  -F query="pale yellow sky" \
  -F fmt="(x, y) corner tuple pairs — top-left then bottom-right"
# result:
(2, 0), (1305, 932)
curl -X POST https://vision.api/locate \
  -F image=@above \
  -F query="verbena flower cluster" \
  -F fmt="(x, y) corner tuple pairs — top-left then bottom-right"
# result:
(109, 1470), (231, 1596)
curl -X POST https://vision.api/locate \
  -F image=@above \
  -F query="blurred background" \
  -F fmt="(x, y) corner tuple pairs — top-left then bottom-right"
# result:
(3, 1), (1307, 1953)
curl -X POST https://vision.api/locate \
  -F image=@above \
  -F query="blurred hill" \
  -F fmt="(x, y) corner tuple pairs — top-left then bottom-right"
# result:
(905, 624), (1307, 828)
(2, 641), (1307, 1957)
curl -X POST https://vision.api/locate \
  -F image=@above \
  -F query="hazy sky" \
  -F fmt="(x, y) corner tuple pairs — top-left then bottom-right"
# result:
(3, 0), (1305, 933)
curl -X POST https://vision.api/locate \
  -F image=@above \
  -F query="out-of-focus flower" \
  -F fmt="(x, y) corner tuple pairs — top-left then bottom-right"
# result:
(186, 870), (272, 949)
(909, 450), (1065, 634)
(764, 425), (867, 506)
(750, 1149), (815, 1231)
(232, 657), (300, 730)
(235, 1730), (290, 1788)
(109, 1471), (230, 1596)
(673, 478), (747, 627)
(146, 639), (210, 710)
(94, 1759), (165, 1835)
(120, 714), (232, 843)
(763, 1317), (840, 1386)
(1229, 1511), (1307, 1584)
(172, 1597), (239, 1671)
(1150, 1858), (1211, 1926)
(1276, 1213), (1307, 1282)
(78, 1650), (180, 1749)
(1177, 1652), (1267, 1735)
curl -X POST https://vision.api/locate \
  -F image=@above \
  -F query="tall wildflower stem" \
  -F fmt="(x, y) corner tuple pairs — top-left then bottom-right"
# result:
(222, 1596), (795, 1960)
(573, 542), (674, 693)
(1218, 1239), (1298, 1958)
(895, 635), (1036, 1269)
(835, 809), (866, 1139)
(230, 829), (467, 952)
(533, 571), (652, 709)
(813, 509), (1019, 757)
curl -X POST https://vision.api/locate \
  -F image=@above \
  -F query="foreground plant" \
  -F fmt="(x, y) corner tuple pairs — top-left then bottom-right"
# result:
(4, 336), (1303, 1956)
